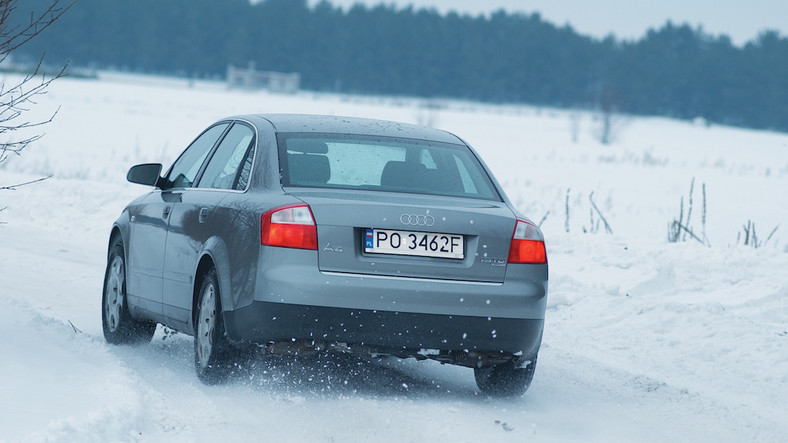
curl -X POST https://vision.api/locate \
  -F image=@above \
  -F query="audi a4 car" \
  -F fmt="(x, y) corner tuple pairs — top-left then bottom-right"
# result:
(102, 114), (548, 396)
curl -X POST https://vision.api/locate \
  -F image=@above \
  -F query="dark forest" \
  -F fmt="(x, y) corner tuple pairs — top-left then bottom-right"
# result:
(12, 0), (788, 132)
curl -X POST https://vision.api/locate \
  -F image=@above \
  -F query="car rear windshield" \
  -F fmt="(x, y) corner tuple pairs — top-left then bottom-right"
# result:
(277, 134), (501, 201)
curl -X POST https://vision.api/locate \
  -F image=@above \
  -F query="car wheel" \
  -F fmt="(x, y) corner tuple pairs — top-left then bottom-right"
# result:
(194, 268), (232, 384)
(474, 355), (537, 397)
(102, 236), (156, 344)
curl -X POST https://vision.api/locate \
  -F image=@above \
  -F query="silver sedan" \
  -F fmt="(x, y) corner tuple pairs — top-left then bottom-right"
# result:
(102, 114), (548, 396)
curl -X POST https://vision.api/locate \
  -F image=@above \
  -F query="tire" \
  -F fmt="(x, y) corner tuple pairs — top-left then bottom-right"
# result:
(474, 355), (537, 397)
(102, 236), (156, 344)
(194, 268), (233, 384)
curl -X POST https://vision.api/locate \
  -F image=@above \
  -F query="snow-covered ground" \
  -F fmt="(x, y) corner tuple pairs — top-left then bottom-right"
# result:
(1, 73), (787, 442)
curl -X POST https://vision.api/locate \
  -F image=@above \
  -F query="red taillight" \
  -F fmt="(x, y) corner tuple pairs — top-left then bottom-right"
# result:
(261, 204), (317, 250)
(507, 220), (547, 264)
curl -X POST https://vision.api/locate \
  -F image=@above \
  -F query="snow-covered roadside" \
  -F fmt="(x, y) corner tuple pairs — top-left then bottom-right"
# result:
(547, 234), (788, 439)
(1, 73), (787, 441)
(0, 216), (145, 441)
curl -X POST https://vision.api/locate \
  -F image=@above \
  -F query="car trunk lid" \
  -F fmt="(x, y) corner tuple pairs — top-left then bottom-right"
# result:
(286, 188), (515, 283)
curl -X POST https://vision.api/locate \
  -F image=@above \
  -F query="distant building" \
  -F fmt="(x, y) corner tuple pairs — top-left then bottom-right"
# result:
(227, 62), (300, 94)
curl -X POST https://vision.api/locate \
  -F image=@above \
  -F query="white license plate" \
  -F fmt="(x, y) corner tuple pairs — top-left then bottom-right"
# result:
(364, 228), (464, 259)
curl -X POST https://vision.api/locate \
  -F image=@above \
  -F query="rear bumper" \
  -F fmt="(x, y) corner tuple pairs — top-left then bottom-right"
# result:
(222, 247), (547, 354)
(224, 302), (544, 354)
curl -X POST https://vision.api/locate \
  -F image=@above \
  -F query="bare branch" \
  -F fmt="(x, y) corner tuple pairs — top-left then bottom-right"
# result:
(588, 191), (613, 234)
(537, 210), (549, 228)
(68, 320), (82, 334)
(684, 178), (695, 241)
(763, 224), (780, 247)
(0, 0), (77, 56)
(564, 188), (570, 233)
(0, 26), (69, 165)
(671, 221), (706, 245)
(0, 174), (52, 190)
(0, 0), (73, 212)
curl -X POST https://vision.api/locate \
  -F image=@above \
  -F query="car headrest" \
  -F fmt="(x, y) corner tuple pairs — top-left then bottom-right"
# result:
(381, 161), (427, 188)
(288, 153), (331, 185)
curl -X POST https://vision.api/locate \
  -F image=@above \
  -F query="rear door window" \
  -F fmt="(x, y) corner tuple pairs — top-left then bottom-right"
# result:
(197, 123), (256, 190)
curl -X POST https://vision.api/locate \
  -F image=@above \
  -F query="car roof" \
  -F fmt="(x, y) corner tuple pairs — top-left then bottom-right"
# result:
(239, 114), (465, 145)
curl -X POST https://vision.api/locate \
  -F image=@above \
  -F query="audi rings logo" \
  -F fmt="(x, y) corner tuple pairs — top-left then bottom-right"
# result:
(400, 214), (435, 226)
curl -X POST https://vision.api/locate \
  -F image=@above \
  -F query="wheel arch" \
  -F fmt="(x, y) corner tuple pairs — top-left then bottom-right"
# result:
(191, 237), (233, 335)
(108, 212), (133, 268)
(108, 223), (127, 256)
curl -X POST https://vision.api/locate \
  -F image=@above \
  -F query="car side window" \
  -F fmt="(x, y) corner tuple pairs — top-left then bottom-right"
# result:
(197, 123), (255, 190)
(166, 123), (229, 189)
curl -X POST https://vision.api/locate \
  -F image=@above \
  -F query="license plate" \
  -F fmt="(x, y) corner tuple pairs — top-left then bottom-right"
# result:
(364, 228), (464, 259)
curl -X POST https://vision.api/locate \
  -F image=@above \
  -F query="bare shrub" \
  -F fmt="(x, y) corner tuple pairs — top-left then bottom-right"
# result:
(583, 191), (613, 234)
(668, 178), (710, 246)
(737, 221), (779, 249)
(564, 188), (614, 235)
(0, 0), (75, 210)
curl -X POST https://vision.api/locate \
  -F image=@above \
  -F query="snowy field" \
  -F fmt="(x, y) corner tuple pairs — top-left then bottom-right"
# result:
(1, 73), (787, 442)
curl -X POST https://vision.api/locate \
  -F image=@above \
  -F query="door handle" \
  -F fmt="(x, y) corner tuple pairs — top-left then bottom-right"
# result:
(199, 207), (209, 223)
(162, 206), (171, 219)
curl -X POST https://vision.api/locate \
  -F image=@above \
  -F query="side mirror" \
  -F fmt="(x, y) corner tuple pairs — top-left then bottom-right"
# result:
(127, 163), (163, 187)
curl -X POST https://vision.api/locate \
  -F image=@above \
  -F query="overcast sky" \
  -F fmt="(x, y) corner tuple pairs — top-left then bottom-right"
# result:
(311, 0), (787, 45)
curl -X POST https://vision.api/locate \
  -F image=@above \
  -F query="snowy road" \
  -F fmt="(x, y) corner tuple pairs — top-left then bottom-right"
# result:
(1, 74), (787, 441)
(2, 212), (785, 442)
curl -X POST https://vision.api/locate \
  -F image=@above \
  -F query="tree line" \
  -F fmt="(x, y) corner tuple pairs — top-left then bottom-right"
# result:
(11, 0), (788, 132)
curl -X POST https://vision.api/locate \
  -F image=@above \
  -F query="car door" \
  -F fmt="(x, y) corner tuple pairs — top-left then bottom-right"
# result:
(127, 122), (229, 322)
(126, 191), (174, 317)
(162, 122), (256, 327)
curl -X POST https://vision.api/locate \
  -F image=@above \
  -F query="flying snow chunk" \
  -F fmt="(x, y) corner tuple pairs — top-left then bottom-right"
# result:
(418, 348), (441, 356)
